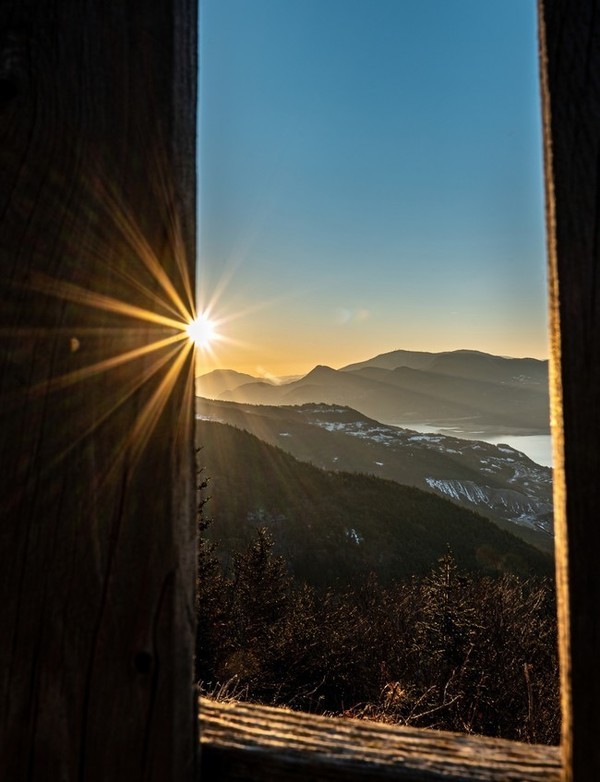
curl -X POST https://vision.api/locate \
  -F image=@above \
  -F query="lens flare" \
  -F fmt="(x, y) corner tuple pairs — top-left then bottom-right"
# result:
(0, 156), (205, 518)
(187, 314), (215, 347)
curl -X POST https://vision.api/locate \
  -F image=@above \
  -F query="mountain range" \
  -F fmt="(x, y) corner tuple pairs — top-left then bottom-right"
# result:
(196, 349), (549, 434)
(196, 397), (553, 553)
(197, 420), (553, 586)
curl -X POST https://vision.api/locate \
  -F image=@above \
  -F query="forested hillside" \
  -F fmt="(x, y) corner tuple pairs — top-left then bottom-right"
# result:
(196, 420), (558, 743)
(197, 420), (553, 585)
(196, 397), (554, 551)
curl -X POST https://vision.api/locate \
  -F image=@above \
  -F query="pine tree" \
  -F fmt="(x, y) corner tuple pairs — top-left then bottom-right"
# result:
(231, 527), (291, 642)
(414, 549), (480, 720)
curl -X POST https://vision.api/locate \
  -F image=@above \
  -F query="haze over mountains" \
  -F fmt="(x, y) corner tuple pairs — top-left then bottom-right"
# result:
(196, 349), (549, 435)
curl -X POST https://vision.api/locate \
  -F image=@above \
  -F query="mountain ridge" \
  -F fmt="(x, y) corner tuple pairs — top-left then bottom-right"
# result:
(340, 347), (548, 375)
(197, 419), (553, 586)
(196, 397), (553, 552)
(207, 348), (550, 434)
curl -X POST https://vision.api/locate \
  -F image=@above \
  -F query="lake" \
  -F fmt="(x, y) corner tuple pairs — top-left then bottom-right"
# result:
(394, 423), (553, 467)
(484, 434), (552, 468)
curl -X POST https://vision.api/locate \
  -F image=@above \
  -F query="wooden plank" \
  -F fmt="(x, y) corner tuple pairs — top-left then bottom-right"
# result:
(199, 699), (561, 782)
(0, 1), (197, 779)
(539, 1), (600, 780)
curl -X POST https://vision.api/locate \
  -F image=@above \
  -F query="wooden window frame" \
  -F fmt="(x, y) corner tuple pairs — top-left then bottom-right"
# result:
(0, 0), (597, 780)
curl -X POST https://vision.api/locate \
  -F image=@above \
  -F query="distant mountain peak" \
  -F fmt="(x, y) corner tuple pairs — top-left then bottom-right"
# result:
(198, 368), (258, 381)
(195, 368), (266, 400)
(303, 364), (337, 378)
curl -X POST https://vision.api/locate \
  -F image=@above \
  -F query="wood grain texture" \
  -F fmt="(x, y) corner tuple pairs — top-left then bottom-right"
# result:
(539, 1), (600, 780)
(0, 1), (197, 779)
(199, 698), (561, 782)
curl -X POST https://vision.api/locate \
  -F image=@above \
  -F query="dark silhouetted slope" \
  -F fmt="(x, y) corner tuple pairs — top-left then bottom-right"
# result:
(196, 398), (554, 552)
(197, 420), (553, 587)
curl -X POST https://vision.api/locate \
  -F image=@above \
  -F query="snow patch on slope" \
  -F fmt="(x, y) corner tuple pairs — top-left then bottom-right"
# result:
(425, 478), (552, 533)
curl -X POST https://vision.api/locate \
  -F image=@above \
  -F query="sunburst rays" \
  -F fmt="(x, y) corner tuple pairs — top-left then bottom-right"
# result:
(1, 165), (205, 511)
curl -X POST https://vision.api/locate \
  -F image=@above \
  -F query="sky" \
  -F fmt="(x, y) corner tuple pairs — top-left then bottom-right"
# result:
(197, 0), (548, 378)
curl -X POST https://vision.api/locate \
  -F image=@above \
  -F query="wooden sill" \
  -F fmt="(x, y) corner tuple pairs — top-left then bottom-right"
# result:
(199, 698), (561, 781)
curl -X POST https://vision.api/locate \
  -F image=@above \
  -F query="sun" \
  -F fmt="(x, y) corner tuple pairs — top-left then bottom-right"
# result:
(186, 313), (215, 348)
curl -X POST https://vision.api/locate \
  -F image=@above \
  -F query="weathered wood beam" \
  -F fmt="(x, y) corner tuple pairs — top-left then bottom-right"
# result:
(0, 1), (197, 779)
(539, 1), (600, 780)
(199, 698), (561, 782)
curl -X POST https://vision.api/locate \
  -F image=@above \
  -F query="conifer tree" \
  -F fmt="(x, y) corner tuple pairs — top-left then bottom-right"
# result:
(230, 527), (291, 643)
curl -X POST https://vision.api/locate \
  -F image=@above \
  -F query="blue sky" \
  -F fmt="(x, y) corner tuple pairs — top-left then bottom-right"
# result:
(197, 0), (547, 376)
